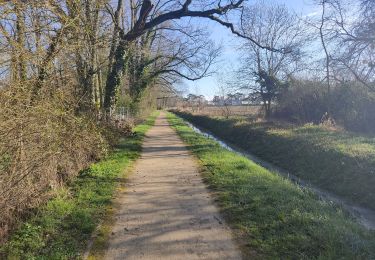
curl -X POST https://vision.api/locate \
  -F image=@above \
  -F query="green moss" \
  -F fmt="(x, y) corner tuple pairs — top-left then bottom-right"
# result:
(168, 112), (375, 259)
(1, 112), (158, 259)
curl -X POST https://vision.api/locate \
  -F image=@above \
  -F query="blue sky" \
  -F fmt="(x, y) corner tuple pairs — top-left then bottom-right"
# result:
(181, 0), (318, 99)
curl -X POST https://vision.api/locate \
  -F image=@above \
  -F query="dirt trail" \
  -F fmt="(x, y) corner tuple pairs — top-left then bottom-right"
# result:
(104, 112), (242, 260)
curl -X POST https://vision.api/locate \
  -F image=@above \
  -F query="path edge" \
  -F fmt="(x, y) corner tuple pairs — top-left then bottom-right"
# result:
(166, 111), (258, 259)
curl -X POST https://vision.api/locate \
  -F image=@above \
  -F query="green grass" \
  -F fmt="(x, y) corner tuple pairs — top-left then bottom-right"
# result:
(0, 112), (158, 259)
(173, 111), (375, 211)
(167, 112), (375, 259)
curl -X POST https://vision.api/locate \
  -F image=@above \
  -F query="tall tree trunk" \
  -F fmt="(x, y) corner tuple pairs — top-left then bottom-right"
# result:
(319, 0), (331, 115)
(14, 2), (26, 82)
(104, 0), (125, 112)
(263, 99), (270, 119)
(33, 7), (42, 75)
(108, 0), (123, 71)
(104, 42), (128, 110)
(86, 0), (100, 109)
(97, 54), (104, 108)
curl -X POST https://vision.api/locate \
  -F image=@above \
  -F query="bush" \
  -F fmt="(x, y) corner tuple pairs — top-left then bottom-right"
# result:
(0, 112), (157, 258)
(331, 83), (375, 132)
(274, 80), (328, 123)
(274, 80), (375, 133)
(0, 86), (108, 243)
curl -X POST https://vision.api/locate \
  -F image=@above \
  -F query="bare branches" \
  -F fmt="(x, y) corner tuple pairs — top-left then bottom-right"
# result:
(104, 0), (255, 109)
(207, 15), (281, 52)
(309, 0), (375, 89)
(231, 1), (306, 117)
(118, 0), (278, 53)
(318, 0), (332, 113)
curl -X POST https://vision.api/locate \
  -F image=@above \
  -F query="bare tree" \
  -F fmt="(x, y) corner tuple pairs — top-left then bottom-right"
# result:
(103, 0), (276, 111)
(332, 0), (375, 89)
(148, 24), (221, 85)
(310, 0), (375, 91)
(236, 0), (307, 118)
(318, 0), (332, 114)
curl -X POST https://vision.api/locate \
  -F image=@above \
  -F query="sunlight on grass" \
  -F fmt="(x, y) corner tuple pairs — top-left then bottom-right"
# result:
(174, 112), (375, 211)
(0, 112), (158, 259)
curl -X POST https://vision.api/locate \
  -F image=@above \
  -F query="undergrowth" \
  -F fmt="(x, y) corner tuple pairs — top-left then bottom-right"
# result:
(0, 112), (157, 259)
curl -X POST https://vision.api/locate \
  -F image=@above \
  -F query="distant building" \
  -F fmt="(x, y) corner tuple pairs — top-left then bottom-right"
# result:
(212, 95), (225, 106)
(211, 93), (260, 106)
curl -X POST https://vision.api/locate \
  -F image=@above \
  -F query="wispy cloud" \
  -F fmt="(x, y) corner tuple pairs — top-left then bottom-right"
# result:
(303, 11), (320, 18)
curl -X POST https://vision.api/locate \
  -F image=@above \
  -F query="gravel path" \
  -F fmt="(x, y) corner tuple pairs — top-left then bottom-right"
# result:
(104, 112), (242, 260)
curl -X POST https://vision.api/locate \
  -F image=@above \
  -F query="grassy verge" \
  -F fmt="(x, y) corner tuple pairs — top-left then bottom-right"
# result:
(173, 111), (375, 211)
(167, 112), (375, 259)
(0, 112), (158, 259)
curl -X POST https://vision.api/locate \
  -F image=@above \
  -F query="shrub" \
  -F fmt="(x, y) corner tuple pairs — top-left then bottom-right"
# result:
(274, 80), (375, 133)
(274, 80), (329, 123)
(0, 86), (107, 243)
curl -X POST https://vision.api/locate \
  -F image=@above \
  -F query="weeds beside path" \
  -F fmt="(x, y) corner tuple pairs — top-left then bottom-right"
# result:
(168, 112), (375, 259)
(0, 112), (158, 259)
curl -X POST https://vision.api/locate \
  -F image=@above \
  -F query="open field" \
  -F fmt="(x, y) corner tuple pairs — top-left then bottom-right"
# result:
(167, 112), (375, 259)
(181, 105), (261, 117)
(173, 111), (375, 212)
(0, 113), (158, 259)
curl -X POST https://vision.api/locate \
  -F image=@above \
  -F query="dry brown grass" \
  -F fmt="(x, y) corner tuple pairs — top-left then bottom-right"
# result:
(180, 105), (261, 117)
(0, 84), (108, 243)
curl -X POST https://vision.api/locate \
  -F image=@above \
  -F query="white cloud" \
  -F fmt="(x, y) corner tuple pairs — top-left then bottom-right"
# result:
(304, 10), (320, 18)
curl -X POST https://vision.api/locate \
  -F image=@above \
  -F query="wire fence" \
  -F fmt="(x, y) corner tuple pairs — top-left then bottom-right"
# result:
(98, 107), (135, 123)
